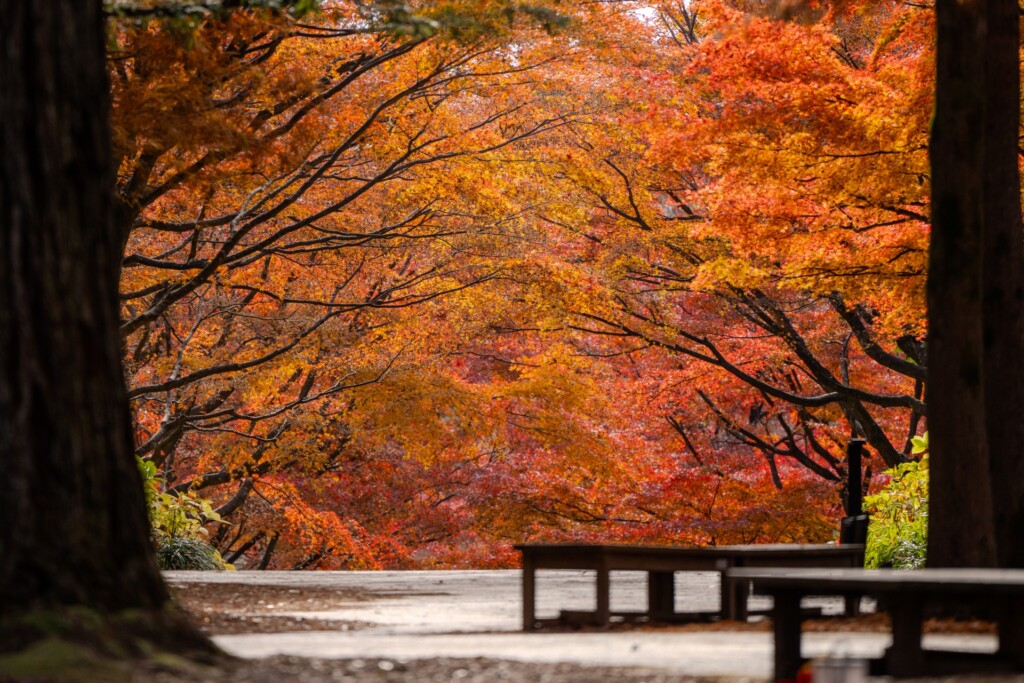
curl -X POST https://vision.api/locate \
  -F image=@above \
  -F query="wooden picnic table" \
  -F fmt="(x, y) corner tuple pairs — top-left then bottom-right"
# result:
(514, 543), (864, 631)
(728, 567), (1024, 681)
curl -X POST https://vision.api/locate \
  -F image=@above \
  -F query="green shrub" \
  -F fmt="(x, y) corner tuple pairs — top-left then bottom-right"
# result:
(137, 457), (231, 570)
(157, 536), (226, 571)
(863, 433), (928, 569)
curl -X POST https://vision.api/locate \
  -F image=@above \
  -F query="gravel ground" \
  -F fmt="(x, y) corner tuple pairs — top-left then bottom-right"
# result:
(130, 655), (1024, 683)
(171, 582), (371, 634)
(136, 655), (733, 683)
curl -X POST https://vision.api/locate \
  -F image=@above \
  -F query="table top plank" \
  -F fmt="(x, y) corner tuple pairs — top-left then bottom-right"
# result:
(515, 543), (863, 558)
(516, 543), (864, 573)
(728, 567), (1024, 595)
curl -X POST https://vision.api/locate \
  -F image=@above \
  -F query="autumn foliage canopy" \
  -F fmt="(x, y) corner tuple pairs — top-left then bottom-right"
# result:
(112, 0), (933, 569)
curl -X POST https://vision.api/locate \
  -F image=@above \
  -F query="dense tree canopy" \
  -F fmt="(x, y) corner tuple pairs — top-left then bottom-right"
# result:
(98, 0), (950, 569)
(6, 0), (1017, 581)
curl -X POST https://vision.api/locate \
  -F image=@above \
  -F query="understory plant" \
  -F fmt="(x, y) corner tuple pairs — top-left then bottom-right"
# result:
(138, 457), (230, 570)
(863, 433), (928, 569)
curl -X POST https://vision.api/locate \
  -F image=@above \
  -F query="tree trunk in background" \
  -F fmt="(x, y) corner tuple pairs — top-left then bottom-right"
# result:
(979, 0), (1024, 570)
(928, 0), (1023, 568)
(0, 1), (211, 651)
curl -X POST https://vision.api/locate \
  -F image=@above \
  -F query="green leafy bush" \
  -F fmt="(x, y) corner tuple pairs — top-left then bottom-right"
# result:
(863, 433), (928, 569)
(137, 457), (230, 570)
(157, 535), (227, 570)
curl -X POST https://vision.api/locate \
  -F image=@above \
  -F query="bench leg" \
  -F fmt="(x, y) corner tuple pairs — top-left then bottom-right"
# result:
(716, 561), (749, 618)
(885, 597), (924, 677)
(522, 557), (536, 631)
(595, 560), (610, 626)
(997, 598), (1024, 669)
(772, 590), (804, 683)
(844, 593), (861, 617)
(721, 565), (748, 621)
(730, 577), (750, 621)
(648, 571), (675, 620)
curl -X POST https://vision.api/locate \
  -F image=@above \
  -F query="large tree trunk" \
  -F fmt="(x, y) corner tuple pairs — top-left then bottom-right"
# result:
(0, 0), (212, 654)
(979, 0), (1024, 570)
(928, 0), (1024, 568)
(927, 0), (997, 568)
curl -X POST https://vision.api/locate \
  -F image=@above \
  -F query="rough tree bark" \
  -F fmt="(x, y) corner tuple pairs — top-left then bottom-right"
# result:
(928, 0), (1024, 568)
(978, 0), (1024, 570)
(0, 0), (213, 655)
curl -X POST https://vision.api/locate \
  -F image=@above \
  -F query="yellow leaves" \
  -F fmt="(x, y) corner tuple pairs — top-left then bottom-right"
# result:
(691, 257), (770, 291)
(348, 367), (494, 464)
(503, 343), (595, 404)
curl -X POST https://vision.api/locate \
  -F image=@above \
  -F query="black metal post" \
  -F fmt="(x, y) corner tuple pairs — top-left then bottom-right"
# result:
(846, 438), (865, 517)
(840, 439), (869, 546)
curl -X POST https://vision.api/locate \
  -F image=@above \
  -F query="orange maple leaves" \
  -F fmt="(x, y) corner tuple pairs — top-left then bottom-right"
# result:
(116, 1), (937, 568)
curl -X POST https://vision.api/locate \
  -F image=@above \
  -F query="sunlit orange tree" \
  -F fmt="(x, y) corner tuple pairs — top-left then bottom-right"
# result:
(494, 0), (935, 545)
(112, 1), (650, 567)
(113, 0), (941, 567)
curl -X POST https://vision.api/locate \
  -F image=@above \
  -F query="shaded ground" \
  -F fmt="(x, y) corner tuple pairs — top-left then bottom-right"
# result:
(171, 582), (371, 634)
(136, 655), (723, 683)
(7, 653), (1024, 683)
(4, 576), (1015, 683)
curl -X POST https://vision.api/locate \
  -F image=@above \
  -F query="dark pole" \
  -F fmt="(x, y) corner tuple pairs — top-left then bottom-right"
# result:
(846, 439), (866, 517)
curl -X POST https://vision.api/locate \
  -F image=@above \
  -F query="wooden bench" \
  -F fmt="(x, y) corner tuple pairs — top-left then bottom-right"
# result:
(515, 543), (864, 631)
(727, 567), (1024, 681)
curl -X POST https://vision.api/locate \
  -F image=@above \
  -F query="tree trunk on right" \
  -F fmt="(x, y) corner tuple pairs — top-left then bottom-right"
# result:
(928, 0), (1024, 568)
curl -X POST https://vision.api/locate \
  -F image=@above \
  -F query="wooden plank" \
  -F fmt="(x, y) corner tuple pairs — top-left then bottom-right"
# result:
(515, 542), (863, 556)
(729, 567), (1024, 595)
(515, 543), (867, 630)
(731, 568), (1024, 679)
(772, 589), (804, 683)
(595, 555), (610, 626)
(520, 540), (864, 626)
(997, 598), (1024, 669)
(648, 571), (675, 620)
(718, 559), (743, 621)
(516, 544), (863, 574)
(513, 542), (864, 561)
(522, 555), (536, 632)
(885, 595), (924, 678)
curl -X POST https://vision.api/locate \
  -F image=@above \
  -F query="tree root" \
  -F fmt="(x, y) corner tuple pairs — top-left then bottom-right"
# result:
(0, 603), (225, 682)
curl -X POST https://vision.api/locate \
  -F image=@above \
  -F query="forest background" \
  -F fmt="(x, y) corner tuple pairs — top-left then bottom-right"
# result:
(115, 0), (933, 570)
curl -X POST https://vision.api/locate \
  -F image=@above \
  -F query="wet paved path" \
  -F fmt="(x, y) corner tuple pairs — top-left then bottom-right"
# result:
(165, 569), (998, 680)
